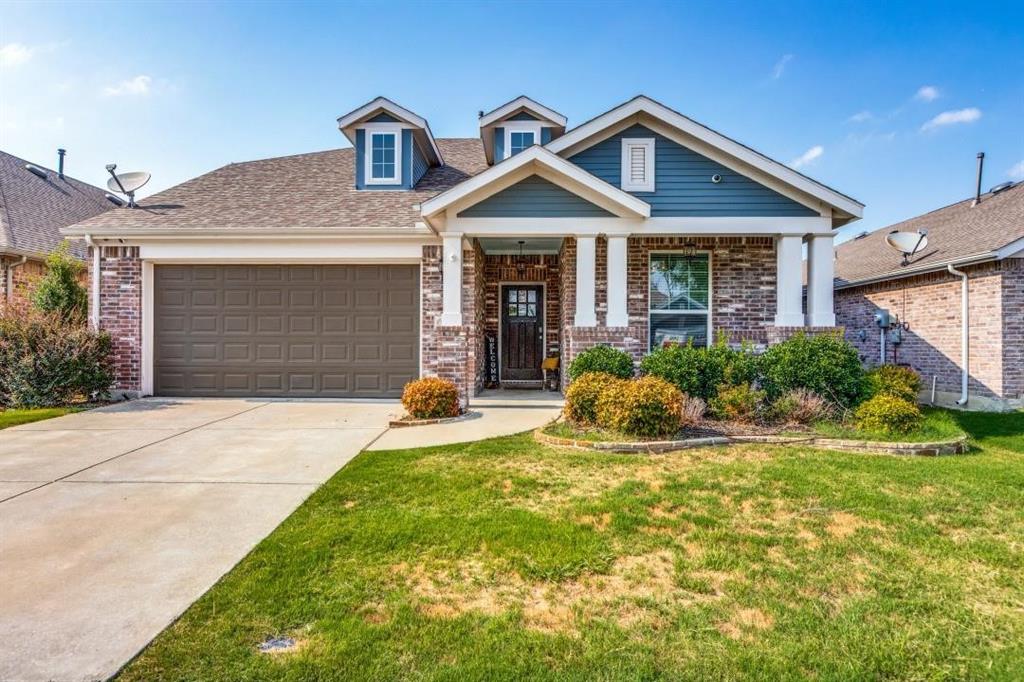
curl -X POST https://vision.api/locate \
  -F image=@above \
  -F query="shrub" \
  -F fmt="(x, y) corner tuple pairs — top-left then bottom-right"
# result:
(568, 345), (634, 381)
(595, 377), (632, 432)
(854, 394), (923, 435)
(401, 377), (460, 419)
(640, 338), (759, 401)
(31, 242), (87, 320)
(564, 372), (618, 425)
(865, 365), (921, 403)
(767, 388), (834, 425)
(0, 308), (113, 408)
(759, 331), (865, 407)
(598, 376), (683, 438)
(679, 393), (706, 428)
(708, 383), (765, 423)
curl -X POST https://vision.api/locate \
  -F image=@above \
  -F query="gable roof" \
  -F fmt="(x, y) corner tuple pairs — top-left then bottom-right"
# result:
(63, 139), (488, 236)
(0, 150), (111, 259)
(336, 96), (443, 166)
(834, 181), (1024, 288)
(546, 96), (864, 226)
(478, 96), (568, 129)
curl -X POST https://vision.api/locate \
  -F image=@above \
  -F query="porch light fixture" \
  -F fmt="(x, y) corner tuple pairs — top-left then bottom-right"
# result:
(516, 240), (527, 274)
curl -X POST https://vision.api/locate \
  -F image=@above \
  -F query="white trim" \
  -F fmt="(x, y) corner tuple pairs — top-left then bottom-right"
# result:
(621, 138), (655, 193)
(443, 215), (832, 237)
(805, 234), (836, 326)
(420, 146), (650, 224)
(606, 235), (629, 326)
(439, 233), (463, 326)
(141, 260), (153, 396)
(774, 235), (805, 326)
(137, 240), (427, 262)
(502, 121), (543, 160)
(497, 281), (547, 383)
(996, 236), (1024, 259)
(479, 96), (567, 128)
(364, 129), (402, 185)
(546, 96), (863, 220)
(648, 250), (713, 349)
(336, 96), (443, 164)
(574, 236), (597, 327)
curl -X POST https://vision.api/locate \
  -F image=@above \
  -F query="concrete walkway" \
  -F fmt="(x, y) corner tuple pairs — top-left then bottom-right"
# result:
(0, 398), (399, 682)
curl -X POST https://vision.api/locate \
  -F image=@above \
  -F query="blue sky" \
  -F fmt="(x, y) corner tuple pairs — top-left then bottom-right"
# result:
(1, 0), (1021, 242)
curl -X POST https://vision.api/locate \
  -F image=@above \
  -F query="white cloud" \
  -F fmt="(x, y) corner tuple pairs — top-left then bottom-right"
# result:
(1009, 161), (1024, 181)
(102, 75), (152, 96)
(771, 54), (794, 79)
(0, 43), (32, 67)
(920, 107), (982, 132)
(915, 85), (940, 102)
(846, 110), (873, 123)
(790, 145), (824, 169)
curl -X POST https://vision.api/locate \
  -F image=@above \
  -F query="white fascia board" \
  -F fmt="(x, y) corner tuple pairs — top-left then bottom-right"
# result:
(444, 215), (832, 237)
(336, 96), (443, 165)
(546, 96), (864, 220)
(995, 236), (1024, 259)
(61, 225), (434, 239)
(479, 96), (568, 128)
(138, 238), (432, 262)
(420, 146), (650, 224)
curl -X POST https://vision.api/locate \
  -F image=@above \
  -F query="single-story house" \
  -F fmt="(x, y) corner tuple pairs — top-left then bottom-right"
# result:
(834, 179), (1023, 411)
(1, 149), (112, 307)
(62, 95), (863, 402)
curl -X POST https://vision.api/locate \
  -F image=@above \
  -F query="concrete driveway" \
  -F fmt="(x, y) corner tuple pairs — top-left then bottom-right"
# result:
(0, 398), (399, 682)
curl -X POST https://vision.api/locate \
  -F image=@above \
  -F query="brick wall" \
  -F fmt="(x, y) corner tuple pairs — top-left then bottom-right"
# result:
(92, 246), (142, 393)
(0, 258), (46, 311)
(835, 260), (1021, 404)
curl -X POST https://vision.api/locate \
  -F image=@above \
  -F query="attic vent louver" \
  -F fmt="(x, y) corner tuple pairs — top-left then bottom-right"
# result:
(24, 163), (47, 179)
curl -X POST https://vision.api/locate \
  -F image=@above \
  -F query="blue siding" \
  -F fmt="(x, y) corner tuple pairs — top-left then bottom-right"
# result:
(541, 127), (552, 145)
(458, 175), (614, 218)
(412, 138), (429, 185)
(368, 112), (400, 123)
(569, 124), (816, 217)
(509, 111), (539, 121)
(355, 129), (365, 188)
(493, 127), (504, 162)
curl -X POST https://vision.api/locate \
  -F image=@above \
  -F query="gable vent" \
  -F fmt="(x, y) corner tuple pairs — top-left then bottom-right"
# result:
(621, 138), (655, 192)
(629, 146), (646, 183)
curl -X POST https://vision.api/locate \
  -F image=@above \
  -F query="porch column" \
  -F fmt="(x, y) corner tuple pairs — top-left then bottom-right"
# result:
(574, 236), (597, 326)
(606, 235), (629, 327)
(440, 233), (463, 326)
(805, 234), (836, 326)
(774, 235), (804, 326)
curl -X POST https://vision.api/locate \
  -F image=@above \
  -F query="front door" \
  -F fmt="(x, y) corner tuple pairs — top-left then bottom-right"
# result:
(501, 285), (544, 381)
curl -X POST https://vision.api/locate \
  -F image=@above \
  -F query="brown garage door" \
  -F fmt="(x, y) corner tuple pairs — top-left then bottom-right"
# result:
(153, 264), (419, 397)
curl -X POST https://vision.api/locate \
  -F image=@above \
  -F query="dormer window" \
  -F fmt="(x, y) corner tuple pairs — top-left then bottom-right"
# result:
(621, 138), (655, 192)
(367, 130), (400, 184)
(508, 130), (535, 157)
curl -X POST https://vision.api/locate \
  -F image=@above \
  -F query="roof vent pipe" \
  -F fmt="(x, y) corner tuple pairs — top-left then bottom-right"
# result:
(57, 148), (66, 179)
(972, 152), (984, 206)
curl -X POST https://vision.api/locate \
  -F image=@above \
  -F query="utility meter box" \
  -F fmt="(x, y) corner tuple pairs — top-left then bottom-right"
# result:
(874, 310), (890, 328)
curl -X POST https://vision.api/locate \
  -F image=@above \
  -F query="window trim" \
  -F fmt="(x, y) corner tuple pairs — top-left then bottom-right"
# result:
(621, 137), (655, 192)
(647, 250), (712, 350)
(364, 126), (402, 185)
(502, 121), (542, 160)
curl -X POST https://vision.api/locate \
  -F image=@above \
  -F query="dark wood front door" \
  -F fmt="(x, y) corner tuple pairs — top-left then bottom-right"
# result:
(501, 285), (544, 381)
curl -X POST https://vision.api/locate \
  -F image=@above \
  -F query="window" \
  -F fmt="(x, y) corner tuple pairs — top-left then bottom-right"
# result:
(502, 122), (542, 159)
(366, 130), (401, 184)
(508, 131), (535, 157)
(649, 252), (710, 349)
(621, 138), (655, 192)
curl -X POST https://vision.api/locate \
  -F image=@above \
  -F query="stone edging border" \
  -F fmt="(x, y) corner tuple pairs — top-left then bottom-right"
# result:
(534, 428), (968, 456)
(388, 411), (479, 428)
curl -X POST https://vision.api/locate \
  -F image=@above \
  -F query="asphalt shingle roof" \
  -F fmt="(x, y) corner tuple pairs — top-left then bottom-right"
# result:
(68, 138), (488, 232)
(834, 181), (1024, 287)
(0, 150), (112, 258)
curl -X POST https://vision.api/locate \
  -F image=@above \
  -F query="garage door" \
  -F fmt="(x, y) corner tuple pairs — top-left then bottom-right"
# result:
(153, 264), (419, 397)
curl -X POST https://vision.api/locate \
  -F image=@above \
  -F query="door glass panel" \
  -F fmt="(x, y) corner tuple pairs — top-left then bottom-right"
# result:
(508, 304), (517, 316)
(518, 304), (527, 316)
(527, 290), (536, 303)
(527, 304), (536, 316)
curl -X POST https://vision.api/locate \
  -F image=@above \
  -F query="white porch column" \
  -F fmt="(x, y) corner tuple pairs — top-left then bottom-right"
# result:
(439, 233), (463, 326)
(606, 235), (629, 327)
(805, 234), (836, 326)
(774, 235), (805, 327)
(574, 236), (597, 327)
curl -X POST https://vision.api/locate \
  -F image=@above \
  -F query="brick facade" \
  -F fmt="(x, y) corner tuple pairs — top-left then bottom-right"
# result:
(834, 259), (1023, 409)
(0, 258), (46, 311)
(482, 253), (561, 360)
(91, 246), (142, 394)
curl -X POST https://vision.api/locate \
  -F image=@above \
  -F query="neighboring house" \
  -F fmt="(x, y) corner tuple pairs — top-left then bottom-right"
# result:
(834, 181), (1023, 411)
(61, 95), (863, 401)
(0, 149), (113, 307)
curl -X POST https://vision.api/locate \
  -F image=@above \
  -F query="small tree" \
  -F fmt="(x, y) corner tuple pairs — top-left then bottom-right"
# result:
(31, 242), (87, 320)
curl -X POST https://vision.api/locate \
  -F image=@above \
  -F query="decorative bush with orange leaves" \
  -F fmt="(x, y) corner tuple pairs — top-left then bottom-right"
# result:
(401, 377), (460, 419)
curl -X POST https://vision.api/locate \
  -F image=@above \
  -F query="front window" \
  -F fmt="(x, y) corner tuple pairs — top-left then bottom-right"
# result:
(649, 252), (710, 349)
(509, 131), (535, 156)
(370, 132), (397, 182)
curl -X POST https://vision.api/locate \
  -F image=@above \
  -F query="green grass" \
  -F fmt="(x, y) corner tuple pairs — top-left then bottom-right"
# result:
(118, 412), (1024, 681)
(0, 406), (80, 429)
(809, 406), (967, 442)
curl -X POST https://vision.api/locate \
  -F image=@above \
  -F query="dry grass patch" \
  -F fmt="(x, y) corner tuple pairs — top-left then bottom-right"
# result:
(717, 607), (775, 641)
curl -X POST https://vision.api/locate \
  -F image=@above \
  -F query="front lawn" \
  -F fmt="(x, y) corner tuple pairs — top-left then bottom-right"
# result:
(0, 406), (81, 430)
(119, 412), (1024, 680)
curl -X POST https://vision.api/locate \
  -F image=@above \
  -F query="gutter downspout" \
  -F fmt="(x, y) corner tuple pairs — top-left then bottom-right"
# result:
(85, 235), (100, 330)
(4, 255), (28, 305)
(947, 263), (969, 406)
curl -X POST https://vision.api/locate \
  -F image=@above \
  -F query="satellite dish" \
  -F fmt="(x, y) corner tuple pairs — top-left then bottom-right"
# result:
(886, 229), (929, 265)
(104, 164), (150, 208)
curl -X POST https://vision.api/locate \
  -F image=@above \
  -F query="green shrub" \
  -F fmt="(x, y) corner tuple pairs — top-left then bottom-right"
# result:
(564, 372), (618, 425)
(639, 338), (758, 401)
(568, 345), (634, 381)
(401, 377), (460, 419)
(759, 331), (865, 407)
(31, 242), (87, 320)
(766, 388), (834, 425)
(865, 365), (921, 403)
(854, 394), (923, 435)
(597, 376), (683, 438)
(0, 308), (113, 407)
(708, 383), (765, 423)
